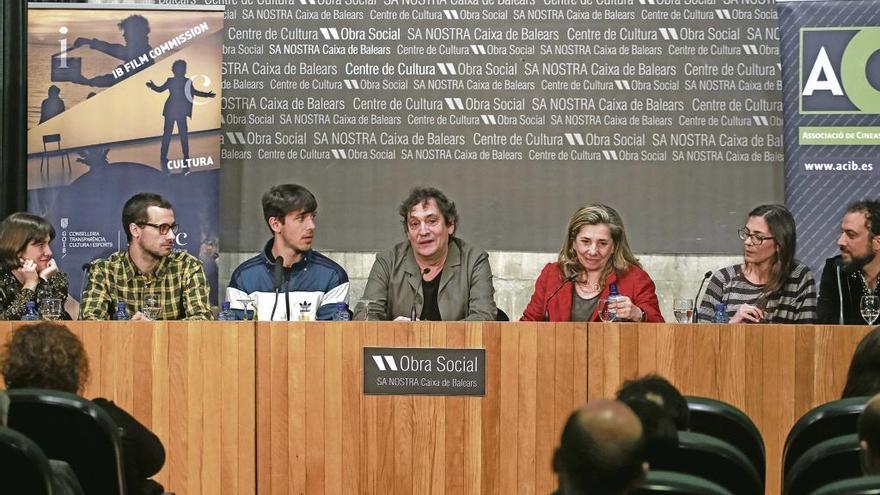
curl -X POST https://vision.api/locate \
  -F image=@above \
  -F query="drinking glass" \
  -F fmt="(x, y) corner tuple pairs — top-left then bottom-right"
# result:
(236, 296), (255, 320)
(142, 292), (161, 320)
(598, 298), (617, 322)
(861, 295), (880, 325)
(40, 298), (62, 320)
(673, 298), (694, 323)
(355, 299), (380, 320)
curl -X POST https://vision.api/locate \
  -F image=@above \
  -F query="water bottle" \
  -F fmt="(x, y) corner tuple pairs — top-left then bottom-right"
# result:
(114, 302), (130, 321)
(217, 302), (235, 321)
(712, 303), (729, 323)
(604, 283), (625, 321)
(332, 302), (351, 321)
(21, 301), (39, 321)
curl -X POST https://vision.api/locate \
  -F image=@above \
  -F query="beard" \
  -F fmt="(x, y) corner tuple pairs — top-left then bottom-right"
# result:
(840, 251), (876, 273)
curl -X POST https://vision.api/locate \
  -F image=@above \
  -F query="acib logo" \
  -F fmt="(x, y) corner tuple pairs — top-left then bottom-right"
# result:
(800, 27), (880, 114)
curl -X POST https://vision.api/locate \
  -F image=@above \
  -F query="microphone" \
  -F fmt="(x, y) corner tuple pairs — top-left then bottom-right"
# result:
(544, 273), (577, 321)
(271, 256), (286, 320)
(692, 271), (713, 323)
(411, 267), (430, 321)
(79, 261), (93, 304)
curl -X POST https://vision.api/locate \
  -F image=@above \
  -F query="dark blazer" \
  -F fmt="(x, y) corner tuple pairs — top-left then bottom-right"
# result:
(817, 255), (866, 324)
(357, 237), (497, 321)
(92, 398), (165, 495)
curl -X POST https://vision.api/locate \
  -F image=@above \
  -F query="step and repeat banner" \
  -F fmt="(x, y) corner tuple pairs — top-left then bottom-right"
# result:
(158, 0), (787, 255)
(26, 4), (224, 304)
(778, 0), (880, 274)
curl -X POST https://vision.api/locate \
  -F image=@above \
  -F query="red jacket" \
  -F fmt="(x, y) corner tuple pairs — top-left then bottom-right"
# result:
(521, 262), (664, 322)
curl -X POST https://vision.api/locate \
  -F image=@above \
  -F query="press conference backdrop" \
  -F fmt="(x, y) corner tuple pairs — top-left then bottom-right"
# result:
(161, 0), (786, 254)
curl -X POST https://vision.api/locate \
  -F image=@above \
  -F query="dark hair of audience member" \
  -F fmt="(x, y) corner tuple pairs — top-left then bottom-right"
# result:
(623, 396), (679, 461)
(843, 327), (880, 399)
(0, 322), (89, 394)
(616, 374), (690, 430)
(859, 395), (880, 475)
(553, 405), (646, 495)
(860, 396), (880, 453)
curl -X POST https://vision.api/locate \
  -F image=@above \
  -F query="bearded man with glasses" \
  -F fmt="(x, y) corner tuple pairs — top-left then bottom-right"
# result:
(80, 192), (212, 320)
(696, 204), (817, 324)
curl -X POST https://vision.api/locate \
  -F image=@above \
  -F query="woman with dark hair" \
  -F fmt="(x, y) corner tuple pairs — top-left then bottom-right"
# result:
(1, 322), (166, 495)
(0, 212), (70, 320)
(521, 204), (663, 322)
(842, 327), (880, 398)
(697, 204), (817, 323)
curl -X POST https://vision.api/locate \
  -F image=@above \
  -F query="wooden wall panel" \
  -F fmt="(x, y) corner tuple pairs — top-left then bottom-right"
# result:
(255, 322), (588, 495)
(0, 321), (255, 495)
(0, 321), (871, 495)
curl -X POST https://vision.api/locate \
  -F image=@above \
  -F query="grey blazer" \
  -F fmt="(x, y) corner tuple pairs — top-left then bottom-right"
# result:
(356, 237), (497, 321)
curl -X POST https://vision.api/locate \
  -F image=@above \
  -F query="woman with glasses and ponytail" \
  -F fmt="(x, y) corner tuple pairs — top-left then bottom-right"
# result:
(697, 204), (817, 323)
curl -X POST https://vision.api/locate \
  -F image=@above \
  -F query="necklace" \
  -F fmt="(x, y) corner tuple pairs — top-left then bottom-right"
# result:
(859, 271), (878, 296)
(575, 279), (601, 292)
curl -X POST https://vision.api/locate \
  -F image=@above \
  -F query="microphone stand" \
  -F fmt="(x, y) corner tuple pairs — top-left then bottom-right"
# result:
(411, 268), (430, 321)
(692, 271), (713, 323)
(544, 274), (576, 321)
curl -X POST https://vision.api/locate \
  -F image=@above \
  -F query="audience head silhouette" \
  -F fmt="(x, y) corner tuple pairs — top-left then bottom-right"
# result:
(616, 374), (690, 430)
(842, 327), (880, 399)
(0, 322), (89, 394)
(553, 399), (647, 495)
(860, 393), (880, 475)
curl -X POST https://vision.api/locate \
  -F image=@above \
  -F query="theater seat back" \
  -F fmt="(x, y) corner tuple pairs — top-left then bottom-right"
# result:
(0, 425), (54, 495)
(783, 434), (861, 495)
(7, 389), (126, 495)
(648, 431), (763, 495)
(686, 396), (765, 481)
(782, 396), (868, 479)
(632, 470), (735, 495)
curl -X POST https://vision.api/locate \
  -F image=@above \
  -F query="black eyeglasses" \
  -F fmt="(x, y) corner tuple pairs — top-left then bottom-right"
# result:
(737, 228), (774, 245)
(139, 222), (179, 235)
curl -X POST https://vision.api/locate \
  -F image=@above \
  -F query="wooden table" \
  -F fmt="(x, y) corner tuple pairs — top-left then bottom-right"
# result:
(0, 321), (869, 494)
(0, 321), (255, 495)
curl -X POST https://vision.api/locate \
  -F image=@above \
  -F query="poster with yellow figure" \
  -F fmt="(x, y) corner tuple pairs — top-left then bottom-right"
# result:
(26, 4), (224, 306)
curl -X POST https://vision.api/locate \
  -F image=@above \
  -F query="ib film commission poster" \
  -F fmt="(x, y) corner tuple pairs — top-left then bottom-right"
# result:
(26, 4), (224, 307)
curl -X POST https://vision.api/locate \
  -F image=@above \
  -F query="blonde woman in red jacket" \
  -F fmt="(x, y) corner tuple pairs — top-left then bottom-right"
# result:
(521, 204), (664, 322)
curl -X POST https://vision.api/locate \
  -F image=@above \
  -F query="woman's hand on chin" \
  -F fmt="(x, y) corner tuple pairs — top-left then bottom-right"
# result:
(13, 259), (39, 291)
